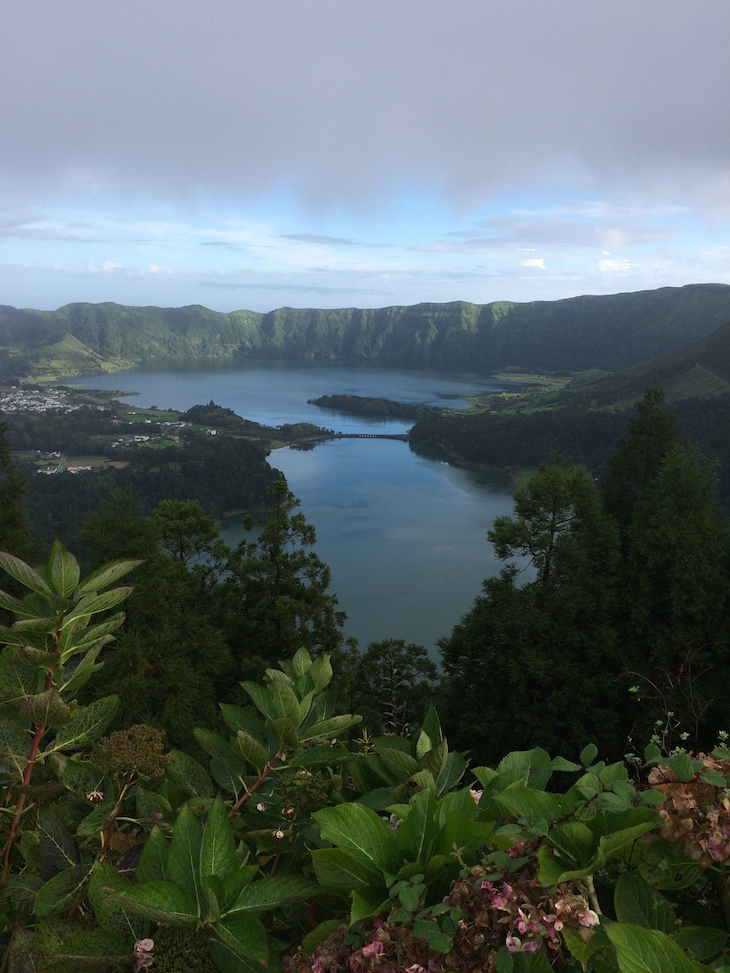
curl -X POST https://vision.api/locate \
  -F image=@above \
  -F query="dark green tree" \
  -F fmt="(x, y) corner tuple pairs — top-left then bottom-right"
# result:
(79, 489), (237, 746)
(216, 482), (347, 673)
(620, 443), (730, 743)
(0, 419), (34, 561)
(348, 639), (438, 736)
(439, 457), (623, 764)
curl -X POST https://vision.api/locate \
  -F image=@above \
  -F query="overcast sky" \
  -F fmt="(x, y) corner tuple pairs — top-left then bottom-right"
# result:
(1, 1), (728, 312)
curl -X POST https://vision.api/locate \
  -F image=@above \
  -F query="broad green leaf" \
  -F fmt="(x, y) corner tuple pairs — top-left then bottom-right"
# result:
(292, 645), (312, 678)
(562, 923), (614, 969)
(38, 810), (80, 874)
(498, 747), (552, 790)
(614, 873), (674, 933)
(0, 645), (45, 703)
(298, 713), (362, 742)
(226, 875), (319, 913)
(114, 881), (200, 925)
(35, 864), (90, 916)
(668, 753), (697, 783)
(494, 787), (562, 828)
(0, 587), (44, 616)
(57, 641), (105, 696)
(76, 558), (143, 596)
(221, 864), (259, 912)
(21, 688), (72, 728)
(376, 746), (419, 779)
(12, 615), (61, 635)
(268, 677), (302, 723)
(57, 613), (125, 659)
(606, 923), (706, 973)
(137, 826), (170, 883)
(219, 703), (266, 743)
(546, 821), (599, 869)
(550, 756), (582, 773)
(88, 859), (145, 940)
(396, 787), (438, 861)
(431, 812), (494, 859)
(436, 749), (468, 796)
(75, 804), (114, 839)
(286, 744), (352, 769)
(418, 738), (448, 779)
(421, 705), (442, 748)
(168, 749), (215, 798)
(638, 838), (704, 890)
(60, 587), (133, 629)
(44, 695), (119, 753)
(314, 803), (396, 866)
(270, 715), (299, 750)
(47, 540), (80, 598)
(598, 809), (661, 859)
(240, 681), (277, 720)
(167, 805), (204, 916)
(672, 926), (726, 962)
(49, 928), (132, 967)
(136, 785), (174, 824)
(235, 731), (270, 773)
(301, 919), (343, 957)
(0, 717), (32, 776)
(580, 743), (599, 767)
(351, 889), (392, 925)
(194, 728), (248, 778)
(0, 551), (54, 597)
(308, 654), (333, 693)
(312, 848), (388, 898)
(209, 912), (268, 972)
(201, 798), (237, 881)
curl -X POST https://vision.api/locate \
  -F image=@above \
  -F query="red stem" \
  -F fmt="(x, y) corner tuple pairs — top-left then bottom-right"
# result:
(229, 753), (284, 818)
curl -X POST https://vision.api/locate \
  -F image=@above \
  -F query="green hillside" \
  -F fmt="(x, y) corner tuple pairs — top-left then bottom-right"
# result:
(2, 283), (730, 380)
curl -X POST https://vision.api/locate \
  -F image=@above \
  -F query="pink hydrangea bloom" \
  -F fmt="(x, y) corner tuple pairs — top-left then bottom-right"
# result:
(362, 941), (384, 959)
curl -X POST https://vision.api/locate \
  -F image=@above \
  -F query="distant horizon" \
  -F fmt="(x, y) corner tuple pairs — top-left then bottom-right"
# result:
(3, 3), (729, 316)
(8, 280), (730, 317)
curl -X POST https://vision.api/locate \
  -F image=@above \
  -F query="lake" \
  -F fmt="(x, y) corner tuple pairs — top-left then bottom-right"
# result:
(73, 361), (520, 656)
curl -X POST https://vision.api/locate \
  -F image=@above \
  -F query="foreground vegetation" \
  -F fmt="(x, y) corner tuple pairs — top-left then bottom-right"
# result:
(2, 375), (730, 970)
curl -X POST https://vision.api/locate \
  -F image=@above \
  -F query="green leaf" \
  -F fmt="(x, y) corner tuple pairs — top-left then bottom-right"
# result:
(0, 587), (44, 616)
(38, 810), (80, 874)
(672, 926), (726, 962)
(21, 688), (72, 728)
(35, 864), (90, 916)
(375, 746), (419, 779)
(235, 731), (270, 773)
(114, 880), (200, 925)
(57, 641), (105, 696)
(0, 645), (45, 703)
(562, 924), (613, 969)
(136, 826), (169, 883)
(351, 889), (391, 925)
(60, 587), (133, 629)
(44, 695), (119, 753)
(88, 859), (145, 940)
(220, 865), (259, 912)
(0, 717), (32, 776)
(201, 798), (237, 881)
(225, 875), (319, 914)
(47, 541), (80, 598)
(209, 912), (268, 971)
(194, 728), (248, 779)
(314, 803), (396, 866)
(75, 804), (114, 839)
(298, 713), (362, 742)
(546, 821), (599, 870)
(580, 743), (599, 767)
(292, 645), (312, 678)
(550, 756), (582, 773)
(312, 848), (387, 898)
(436, 749), (468, 796)
(668, 753), (696, 783)
(167, 805), (204, 916)
(606, 923), (707, 973)
(0, 550), (54, 597)
(497, 747), (552, 789)
(309, 654), (333, 693)
(219, 703), (266, 742)
(699, 770), (727, 787)
(396, 787), (438, 862)
(76, 558), (143, 596)
(614, 873), (674, 933)
(58, 613), (125, 660)
(240, 681), (277, 720)
(494, 788), (562, 828)
(168, 749), (215, 798)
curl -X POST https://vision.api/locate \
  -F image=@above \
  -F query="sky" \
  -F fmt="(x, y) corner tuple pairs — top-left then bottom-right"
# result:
(1, 1), (729, 314)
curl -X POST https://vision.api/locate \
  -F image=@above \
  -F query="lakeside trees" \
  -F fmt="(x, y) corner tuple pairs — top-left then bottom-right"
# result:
(438, 388), (730, 765)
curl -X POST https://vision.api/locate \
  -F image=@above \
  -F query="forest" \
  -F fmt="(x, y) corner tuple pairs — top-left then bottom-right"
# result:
(2, 379), (730, 972)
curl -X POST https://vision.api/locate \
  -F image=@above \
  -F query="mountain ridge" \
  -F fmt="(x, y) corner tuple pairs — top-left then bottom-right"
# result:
(2, 283), (730, 381)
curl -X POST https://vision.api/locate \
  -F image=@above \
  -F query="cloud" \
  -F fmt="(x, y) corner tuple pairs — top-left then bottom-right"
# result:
(522, 258), (546, 270)
(1, 1), (728, 214)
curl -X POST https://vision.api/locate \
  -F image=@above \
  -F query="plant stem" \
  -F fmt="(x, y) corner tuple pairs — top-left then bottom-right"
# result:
(99, 780), (133, 857)
(230, 752), (284, 817)
(1, 718), (47, 885)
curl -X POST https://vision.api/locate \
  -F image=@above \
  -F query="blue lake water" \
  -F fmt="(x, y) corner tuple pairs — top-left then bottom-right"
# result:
(73, 362), (519, 655)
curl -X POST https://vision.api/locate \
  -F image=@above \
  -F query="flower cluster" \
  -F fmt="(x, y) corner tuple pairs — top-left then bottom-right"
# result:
(648, 752), (730, 865)
(133, 938), (154, 972)
(94, 723), (171, 779)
